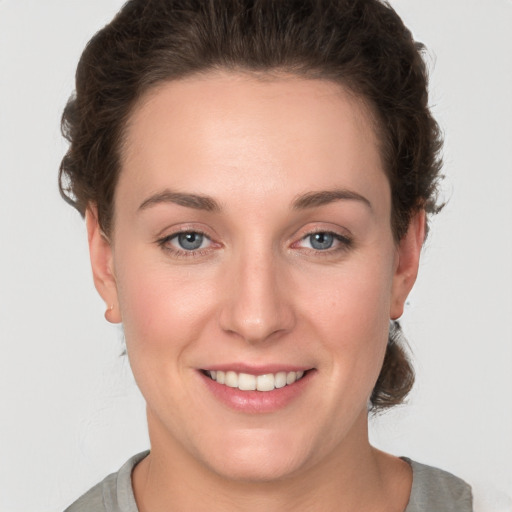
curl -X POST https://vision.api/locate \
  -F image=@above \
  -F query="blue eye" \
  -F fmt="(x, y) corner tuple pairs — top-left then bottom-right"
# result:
(308, 232), (335, 250)
(167, 232), (210, 251)
(296, 231), (352, 253)
(157, 228), (217, 258)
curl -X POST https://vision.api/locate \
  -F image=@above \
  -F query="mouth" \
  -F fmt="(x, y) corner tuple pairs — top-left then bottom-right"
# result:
(202, 369), (308, 392)
(200, 367), (315, 413)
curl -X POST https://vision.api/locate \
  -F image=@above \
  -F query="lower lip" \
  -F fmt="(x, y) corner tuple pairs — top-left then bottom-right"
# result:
(200, 370), (315, 413)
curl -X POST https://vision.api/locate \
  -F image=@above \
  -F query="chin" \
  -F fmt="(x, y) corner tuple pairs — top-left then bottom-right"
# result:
(195, 429), (316, 483)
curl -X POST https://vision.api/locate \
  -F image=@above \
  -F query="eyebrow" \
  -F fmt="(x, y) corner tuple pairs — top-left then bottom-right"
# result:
(138, 190), (221, 212)
(292, 189), (372, 211)
(138, 187), (372, 213)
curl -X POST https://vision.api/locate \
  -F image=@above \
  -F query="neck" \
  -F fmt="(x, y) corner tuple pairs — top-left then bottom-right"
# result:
(132, 410), (412, 512)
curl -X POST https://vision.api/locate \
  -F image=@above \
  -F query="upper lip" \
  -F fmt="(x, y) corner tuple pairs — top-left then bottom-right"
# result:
(200, 363), (313, 374)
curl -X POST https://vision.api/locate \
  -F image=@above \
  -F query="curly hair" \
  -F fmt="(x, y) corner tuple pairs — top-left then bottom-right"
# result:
(59, 0), (443, 410)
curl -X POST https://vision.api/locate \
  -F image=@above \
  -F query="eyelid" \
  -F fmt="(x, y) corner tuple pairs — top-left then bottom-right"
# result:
(156, 225), (220, 258)
(154, 223), (353, 259)
(292, 222), (352, 242)
(155, 222), (213, 239)
(291, 226), (354, 253)
(168, 231), (211, 250)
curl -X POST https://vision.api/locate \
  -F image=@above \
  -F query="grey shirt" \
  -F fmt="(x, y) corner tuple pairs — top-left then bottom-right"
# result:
(65, 451), (473, 511)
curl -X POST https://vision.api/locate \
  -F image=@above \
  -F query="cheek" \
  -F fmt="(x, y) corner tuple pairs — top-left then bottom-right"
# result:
(113, 251), (217, 359)
(301, 257), (394, 382)
(304, 255), (394, 332)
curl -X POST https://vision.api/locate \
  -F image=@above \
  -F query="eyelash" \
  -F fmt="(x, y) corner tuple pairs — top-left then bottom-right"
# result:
(157, 230), (215, 258)
(156, 229), (353, 259)
(295, 230), (353, 255)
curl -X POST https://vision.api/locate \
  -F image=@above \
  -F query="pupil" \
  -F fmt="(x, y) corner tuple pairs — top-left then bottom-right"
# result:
(310, 232), (333, 250)
(178, 232), (203, 250)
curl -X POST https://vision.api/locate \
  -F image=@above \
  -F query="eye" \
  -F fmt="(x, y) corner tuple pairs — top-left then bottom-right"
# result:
(158, 231), (212, 255)
(307, 232), (335, 250)
(170, 232), (210, 251)
(295, 230), (352, 253)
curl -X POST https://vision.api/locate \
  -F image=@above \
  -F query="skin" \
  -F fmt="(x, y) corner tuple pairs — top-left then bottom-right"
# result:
(87, 72), (425, 511)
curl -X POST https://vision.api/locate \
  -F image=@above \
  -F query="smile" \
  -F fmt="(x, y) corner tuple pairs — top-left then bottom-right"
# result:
(204, 370), (306, 392)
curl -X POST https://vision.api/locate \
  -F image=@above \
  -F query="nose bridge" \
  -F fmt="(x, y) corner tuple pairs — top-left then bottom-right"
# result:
(220, 241), (294, 343)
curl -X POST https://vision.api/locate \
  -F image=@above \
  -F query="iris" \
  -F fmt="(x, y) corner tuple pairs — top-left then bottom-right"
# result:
(177, 232), (204, 250)
(309, 232), (334, 250)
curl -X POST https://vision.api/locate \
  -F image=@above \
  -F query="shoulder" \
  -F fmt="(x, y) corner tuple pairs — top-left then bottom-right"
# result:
(63, 451), (149, 512)
(63, 473), (116, 512)
(404, 458), (473, 512)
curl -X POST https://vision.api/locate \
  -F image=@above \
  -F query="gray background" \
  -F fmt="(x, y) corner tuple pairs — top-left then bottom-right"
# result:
(0, 0), (511, 510)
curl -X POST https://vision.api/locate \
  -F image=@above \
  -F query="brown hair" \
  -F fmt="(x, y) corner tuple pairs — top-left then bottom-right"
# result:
(59, 0), (443, 410)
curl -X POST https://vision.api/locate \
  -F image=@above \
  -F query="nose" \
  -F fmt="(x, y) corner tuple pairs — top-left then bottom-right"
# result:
(219, 248), (296, 344)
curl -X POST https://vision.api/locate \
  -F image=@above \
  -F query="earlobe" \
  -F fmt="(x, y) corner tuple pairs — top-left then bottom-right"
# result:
(85, 205), (122, 324)
(390, 210), (426, 320)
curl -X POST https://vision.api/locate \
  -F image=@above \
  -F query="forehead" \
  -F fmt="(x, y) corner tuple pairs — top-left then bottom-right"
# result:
(118, 72), (388, 215)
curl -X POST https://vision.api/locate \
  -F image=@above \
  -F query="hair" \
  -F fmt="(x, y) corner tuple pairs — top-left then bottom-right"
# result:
(59, 0), (444, 410)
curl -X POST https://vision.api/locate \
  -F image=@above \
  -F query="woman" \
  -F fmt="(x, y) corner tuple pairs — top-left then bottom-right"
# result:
(60, 0), (472, 510)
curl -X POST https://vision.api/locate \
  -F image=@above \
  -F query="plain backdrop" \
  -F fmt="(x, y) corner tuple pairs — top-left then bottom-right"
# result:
(0, 1), (511, 511)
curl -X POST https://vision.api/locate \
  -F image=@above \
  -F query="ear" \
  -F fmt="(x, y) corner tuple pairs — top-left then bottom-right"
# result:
(390, 210), (426, 320)
(86, 205), (122, 323)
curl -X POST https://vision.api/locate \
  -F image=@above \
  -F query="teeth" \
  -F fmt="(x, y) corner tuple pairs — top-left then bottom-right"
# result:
(275, 371), (287, 389)
(286, 371), (297, 385)
(225, 371), (238, 388)
(256, 374), (274, 392)
(206, 370), (306, 392)
(238, 373), (256, 391)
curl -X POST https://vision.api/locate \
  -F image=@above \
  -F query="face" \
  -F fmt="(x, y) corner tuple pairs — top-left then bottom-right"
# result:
(88, 72), (423, 482)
